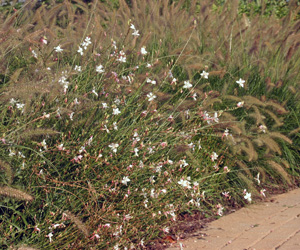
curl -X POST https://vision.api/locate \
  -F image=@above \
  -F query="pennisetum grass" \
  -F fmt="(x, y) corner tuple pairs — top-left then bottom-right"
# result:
(0, 0), (299, 249)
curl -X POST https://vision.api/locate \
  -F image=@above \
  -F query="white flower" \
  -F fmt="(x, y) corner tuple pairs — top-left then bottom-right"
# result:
(104, 125), (110, 133)
(198, 140), (202, 150)
(259, 124), (267, 133)
(132, 29), (140, 37)
(260, 189), (266, 197)
(92, 88), (98, 97)
(178, 178), (191, 189)
(18, 152), (25, 158)
(102, 102), (108, 109)
(109, 143), (119, 153)
(179, 243), (184, 250)
(183, 80), (192, 89)
(147, 92), (156, 102)
(211, 152), (218, 161)
(10, 98), (17, 105)
(244, 192), (252, 202)
(255, 173), (260, 185)
(212, 112), (219, 123)
(140, 46), (147, 55)
(117, 55), (126, 63)
(179, 159), (189, 168)
(124, 214), (132, 221)
(130, 24), (136, 30)
(31, 50), (38, 58)
(73, 98), (80, 105)
(223, 128), (229, 138)
(96, 64), (105, 73)
(43, 112), (50, 118)
(41, 37), (47, 45)
(84, 36), (91, 44)
(167, 159), (174, 165)
(121, 176), (131, 186)
(192, 93), (197, 100)
(81, 36), (92, 50)
(113, 122), (118, 130)
(57, 144), (65, 151)
(54, 45), (63, 53)
(52, 223), (65, 229)
(77, 46), (83, 55)
(91, 233), (100, 240)
(161, 188), (167, 194)
(114, 98), (121, 105)
(74, 65), (82, 72)
(16, 103), (25, 110)
(200, 70), (209, 79)
(133, 132), (140, 141)
(216, 204), (224, 216)
(188, 142), (195, 150)
(140, 239), (145, 247)
(41, 139), (47, 150)
(134, 148), (139, 156)
(237, 101), (244, 107)
(47, 232), (54, 242)
(111, 40), (117, 49)
(236, 78), (245, 88)
(113, 108), (121, 115)
(148, 147), (154, 154)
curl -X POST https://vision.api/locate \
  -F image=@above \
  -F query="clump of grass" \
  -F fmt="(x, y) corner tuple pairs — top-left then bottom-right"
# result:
(0, 0), (299, 249)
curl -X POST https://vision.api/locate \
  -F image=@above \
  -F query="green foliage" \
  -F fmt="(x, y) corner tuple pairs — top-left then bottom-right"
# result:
(0, 0), (300, 249)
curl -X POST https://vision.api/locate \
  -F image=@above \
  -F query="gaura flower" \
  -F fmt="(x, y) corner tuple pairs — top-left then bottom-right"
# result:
(236, 78), (245, 88)
(74, 65), (82, 72)
(237, 101), (244, 107)
(147, 92), (156, 102)
(134, 148), (139, 156)
(96, 64), (105, 73)
(77, 46), (83, 55)
(183, 80), (192, 89)
(244, 192), (252, 202)
(259, 124), (267, 133)
(178, 178), (191, 189)
(211, 152), (218, 161)
(222, 128), (229, 139)
(16, 103), (25, 110)
(132, 29), (140, 37)
(121, 176), (130, 185)
(140, 46), (147, 55)
(130, 24), (136, 30)
(216, 204), (224, 216)
(260, 189), (266, 197)
(47, 232), (54, 242)
(54, 45), (63, 53)
(112, 108), (121, 115)
(109, 143), (119, 153)
(200, 70), (209, 79)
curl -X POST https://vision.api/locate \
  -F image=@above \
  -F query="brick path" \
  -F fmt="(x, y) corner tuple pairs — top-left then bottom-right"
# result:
(167, 188), (300, 250)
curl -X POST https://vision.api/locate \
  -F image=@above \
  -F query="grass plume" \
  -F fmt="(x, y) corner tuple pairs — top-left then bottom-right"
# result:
(0, 186), (33, 201)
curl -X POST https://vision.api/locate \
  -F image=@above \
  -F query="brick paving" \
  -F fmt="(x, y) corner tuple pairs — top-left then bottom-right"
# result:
(166, 188), (300, 250)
